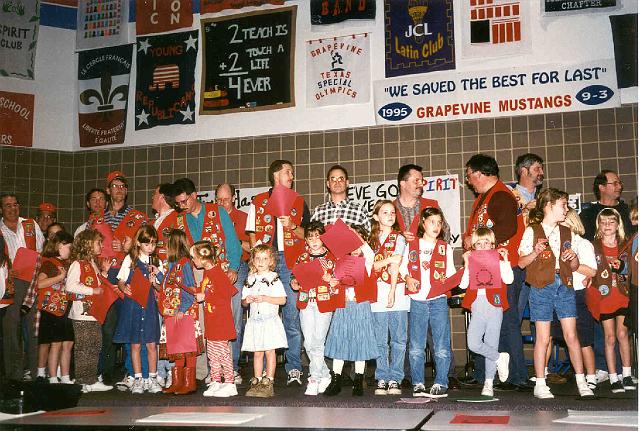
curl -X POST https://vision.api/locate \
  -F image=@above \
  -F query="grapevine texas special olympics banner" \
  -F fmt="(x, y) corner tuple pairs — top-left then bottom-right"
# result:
(374, 60), (620, 125)
(199, 174), (462, 247)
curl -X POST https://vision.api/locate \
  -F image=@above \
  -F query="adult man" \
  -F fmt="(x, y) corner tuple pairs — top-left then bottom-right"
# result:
(35, 202), (57, 234)
(151, 183), (178, 263)
(74, 188), (108, 237)
(246, 160), (311, 386)
(463, 154), (529, 390)
(215, 183), (251, 384)
(0, 193), (44, 381)
(311, 164), (370, 231)
(394, 164), (438, 242)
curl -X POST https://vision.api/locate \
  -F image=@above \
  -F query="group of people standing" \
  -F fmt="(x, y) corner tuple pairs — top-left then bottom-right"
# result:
(0, 153), (636, 401)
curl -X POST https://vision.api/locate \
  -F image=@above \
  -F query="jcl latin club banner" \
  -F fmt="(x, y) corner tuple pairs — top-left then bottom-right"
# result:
(136, 0), (193, 35)
(200, 0), (283, 14)
(374, 60), (620, 125)
(77, 0), (129, 51)
(0, 91), (35, 147)
(0, 0), (39, 79)
(310, 0), (375, 25)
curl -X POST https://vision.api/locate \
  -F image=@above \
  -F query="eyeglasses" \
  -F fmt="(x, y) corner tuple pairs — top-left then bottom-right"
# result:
(606, 181), (623, 187)
(216, 197), (232, 204)
(110, 183), (127, 190)
(464, 170), (476, 181)
(329, 176), (346, 183)
(176, 194), (194, 207)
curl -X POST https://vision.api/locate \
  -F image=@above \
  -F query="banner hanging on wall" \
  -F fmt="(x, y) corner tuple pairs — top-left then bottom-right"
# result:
(374, 59), (620, 125)
(200, 0), (284, 14)
(77, 0), (129, 51)
(0, 91), (34, 147)
(0, 0), (40, 79)
(135, 30), (198, 130)
(306, 33), (371, 107)
(77, 44), (133, 147)
(609, 14), (638, 89)
(310, 0), (375, 25)
(136, 0), (193, 35)
(542, 0), (618, 14)
(384, 0), (455, 78)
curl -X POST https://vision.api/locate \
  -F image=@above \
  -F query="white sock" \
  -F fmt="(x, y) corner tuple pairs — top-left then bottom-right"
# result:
(37, 367), (46, 378)
(623, 367), (632, 378)
(149, 372), (157, 378)
(586, 374), (596, 384)
(332, 359), (344, 375)
(575, 373), (586, 384)
(49, 376), (58, 384)
(134, 373), (143, 379)
(485, 378), (494, 387)
(609, 373), (619, 384)
(536, 377), (547, 387)
(354, 361), (365, 374)
(60, 375), (71, 383)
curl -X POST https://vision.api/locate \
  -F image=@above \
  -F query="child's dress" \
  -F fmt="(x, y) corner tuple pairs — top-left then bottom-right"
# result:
(241, 271), (288, 352)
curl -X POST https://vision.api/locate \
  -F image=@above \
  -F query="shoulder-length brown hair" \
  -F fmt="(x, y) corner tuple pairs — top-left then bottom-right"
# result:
(71, 229), (103, 262)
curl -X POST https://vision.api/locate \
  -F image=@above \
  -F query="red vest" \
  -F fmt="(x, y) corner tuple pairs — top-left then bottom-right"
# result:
(252, 191), (305, 269)
(407, 238), (452, 298)
(461, 251), (509, 311)
(374, 231), (405, 285)
(21, 219), (38, 251)
(155, 211), (178, 263)
(294, 250), (339, 312)
(158, 257), (198, 320)
(466, 181), (524, 267)
(37, 257), (69, 317)
(586, 240), (630, 320)
(394, 197), (439, 234)
(176, 203), (230, 271)
(113, 209), (148, 264)
(71, 260), (99, 316)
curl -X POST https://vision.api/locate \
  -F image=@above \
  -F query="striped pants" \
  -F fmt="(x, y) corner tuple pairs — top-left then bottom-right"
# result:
(206, 340), (233, 383)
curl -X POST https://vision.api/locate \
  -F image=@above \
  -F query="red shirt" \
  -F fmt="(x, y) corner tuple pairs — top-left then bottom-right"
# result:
(229, 208), (250, 262)
(201, 266), (238, 341)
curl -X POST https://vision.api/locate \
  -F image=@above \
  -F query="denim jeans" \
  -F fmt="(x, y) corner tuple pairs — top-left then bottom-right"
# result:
(277, 252), (302, 372)
(299, 302), (332, 380)
(498, 267), (528, 384)
(409, 297), (451, 387)
(373, 310), (408, 382)
(231, 261), (249, 371)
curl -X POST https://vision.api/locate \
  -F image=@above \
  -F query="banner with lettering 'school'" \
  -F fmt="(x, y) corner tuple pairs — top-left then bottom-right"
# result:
(135, 31), (198, 130)
(0, 0), (39, 79)
(136, 0), (193, 35)
(200, 6), (296, 114)
(200, 0), (283, 14)
(307, 33), (370, 107)
(0, 91), (35, 147)
(78, 44), (133, 147)
(77, 0), (129, 51)
(310, 0), (375, 25)
(384, 0), (455, 78)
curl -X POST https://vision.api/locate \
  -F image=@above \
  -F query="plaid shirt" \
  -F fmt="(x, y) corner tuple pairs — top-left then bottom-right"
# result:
(311, 199), (371, 232)
(21, 255), (42, 336)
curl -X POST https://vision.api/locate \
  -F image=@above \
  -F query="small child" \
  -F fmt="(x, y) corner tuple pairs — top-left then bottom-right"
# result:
(191, 240), (239, 398)
(460, 227), (513, 398)
(291, 221), (336, 396)
(242, 244), (288, 398)
(114, 225), (162, 395)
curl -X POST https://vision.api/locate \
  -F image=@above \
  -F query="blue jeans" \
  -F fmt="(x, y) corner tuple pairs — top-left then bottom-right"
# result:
(517, 281), (531, 323)
(409, 297), (451, 387)
(499, 267), (528, 385)
(373, 310), (408, 382)
(277, 252), (301, 372)
(231, 261), (249, 371)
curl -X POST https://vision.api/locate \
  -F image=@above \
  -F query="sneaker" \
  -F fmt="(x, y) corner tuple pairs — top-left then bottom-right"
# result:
(209, 382), (238, 398)
(496, 352), (510, 383)
(317, 376), (332, 394)
(147, 377), (163, 394)
(577, 382), (595, 398)
(374, 379), (388, 395)
(260, 377), (275, 397)
(305, 378), (319, 396)
(156, 375), (166, 388)
(622, 376), (636, 391)
(82, 381), (113, 393)
(233, 370), (243, 385)
(534, 384), (554, 399)
(245, 377), (261, 397)
(412, 383), (427, 397)
(481, 382), (494, 398)
(23, 370), (32, 382)
(203, 381), (221, 397)
(286, 369), (303, 386)
(587, 381), (597, 391)
(131, 378), (145, 394)
(116, 375), (135, 392)
(611, 381), (625, 393)
(387, 380), (401, 395)
(426, 383), (448, 398)
(595, 369), (609, 384)
(143, 378), (150, 392)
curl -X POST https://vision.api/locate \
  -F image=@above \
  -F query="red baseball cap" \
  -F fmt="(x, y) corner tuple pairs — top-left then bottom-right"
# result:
(38, 202), (57, 213)
(106, 170), (127, 187)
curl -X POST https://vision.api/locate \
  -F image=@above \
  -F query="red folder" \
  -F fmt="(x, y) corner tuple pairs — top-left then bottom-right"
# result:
(334, 255), (365, 287)
(426, 267), (464, 299)
(13, 247), (39, 282)
(88, 278), (120, 324)
(165, 315), (197, 355)
(93, 222), (115, 258)
(129, 268), (151, 308)
(320, 219), (363, 259)
(264, 185), (299, 217)
(292, 260), (324, 292)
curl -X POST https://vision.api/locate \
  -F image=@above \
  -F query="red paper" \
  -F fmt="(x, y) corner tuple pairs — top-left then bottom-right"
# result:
(292, 260), (324, 291)
(93, 222), (115, 258)
(129, 268), (151, 308)
(88, 277), (120, 324)
(427, 267), (465, 299)
(165, 315), (197, 355)
(263, 185), (299, 217)
(320, 218), (363, 259)
(13, 247), (39, 282)
(450, 414), (510, 425)
(334, 255), (365, 287)
(468, 249), (501, 290)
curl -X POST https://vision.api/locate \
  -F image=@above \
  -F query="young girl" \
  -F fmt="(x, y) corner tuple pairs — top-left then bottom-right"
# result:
(402, 207), (455, 398)
(158, 229), (204, 395)
(368, 200), (409, 396)
(589, 208), (635, 393)
(518, 188), (594, 399)
(65, 229), (112, 393)
(36, 231), (75, 384)
(460, 228), (513, 398)
(324, 224), (378, 397)
(191, 240), (238, 398)
(291, 221), (337, 396)
(242, 244), (287, 398)
(114, 225), (162, 395)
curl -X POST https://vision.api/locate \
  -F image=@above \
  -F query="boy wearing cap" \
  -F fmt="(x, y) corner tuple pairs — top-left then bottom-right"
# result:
(36, 203), (57, 233)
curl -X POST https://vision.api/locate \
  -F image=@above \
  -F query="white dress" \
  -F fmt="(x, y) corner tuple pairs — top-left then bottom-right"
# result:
(241, 271), (288, 352)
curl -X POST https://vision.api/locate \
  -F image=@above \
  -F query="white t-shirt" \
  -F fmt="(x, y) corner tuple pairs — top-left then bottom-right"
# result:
(400, 239), (457, 302)
(460, 258), (514, 296)
(117, 253), (151, 283)
(518, 223), (581, 270)
(242, 271), (286, 318)
(572, 235), (597, 291)
(371, 232), (409, 312)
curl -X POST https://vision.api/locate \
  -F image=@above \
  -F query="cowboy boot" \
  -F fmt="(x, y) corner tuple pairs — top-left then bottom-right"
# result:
(174, 367), (196, 395)
(163, 366), (183, 394)
(323, 371), (342, 396)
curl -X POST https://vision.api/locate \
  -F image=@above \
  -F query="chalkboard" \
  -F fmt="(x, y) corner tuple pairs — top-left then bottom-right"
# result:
(200, 6), (296, 115)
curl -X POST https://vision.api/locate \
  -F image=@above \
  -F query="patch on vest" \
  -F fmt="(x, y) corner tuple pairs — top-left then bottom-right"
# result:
(598, 284), (610, 296)
(409, 250), (418, 262)
(264, 215), (272, 223)
(493, 294), (501, 305)
(600, 269), (609, 279)
(298, 291), (308, 302)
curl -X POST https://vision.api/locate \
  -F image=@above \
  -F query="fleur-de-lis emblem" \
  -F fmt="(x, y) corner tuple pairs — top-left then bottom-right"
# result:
(79, 71), (128, 111)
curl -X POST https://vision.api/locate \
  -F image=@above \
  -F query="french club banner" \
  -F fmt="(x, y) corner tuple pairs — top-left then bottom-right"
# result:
(200, 0), (283, 14)
(136, 0), (193, 35)
(78, 44), (133, 147)
(77, 0), (129, 51)
(135, 30), (198, 130)
(306, 33), (370, 108)
(0, 0), (39, 79)
(310, 0), (375, 25)
(384, 0), (455, 78)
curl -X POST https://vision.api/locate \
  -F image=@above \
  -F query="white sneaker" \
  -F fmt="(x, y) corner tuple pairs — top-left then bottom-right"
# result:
(203, 381), (222, 397)
(147, 377), (163, 394)
(305, 378), (319, 396)
(233, 371), (243, 385)
(211, 382), (238, 397)
(595, 369), (609, 384)
(374, 379), (388, 395)
(82, 381), (113, 393)
(131, 378), (145, 394)
(387, 380), (402, 395)
(577, 382), (595, 398)
(116, 375), (135, 392)
(156, 375), (166, 388)
(481, 382), (494, 397)
(317, 376), (332, 394)
(534, 384), (554, 399)
(496, 352), (510, 383)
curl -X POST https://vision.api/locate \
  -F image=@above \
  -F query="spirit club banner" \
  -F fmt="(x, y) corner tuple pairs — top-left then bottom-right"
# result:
(460, 0), (531, 59)
(77, 44), (133, 147)
(0, 91), (34, 147)
(310, 0), (375, 25)
(77, 0), (129, 51)
(374, 59), (620, 125)
(200, 0), (283, 14)
(0, 0), (39, 79)
(384, 0), (455, 78)
(136, 0), (193, 35)
(135, 30), (198, 130)
(542, 0), (618, 14)
(306, 33), (370, 108)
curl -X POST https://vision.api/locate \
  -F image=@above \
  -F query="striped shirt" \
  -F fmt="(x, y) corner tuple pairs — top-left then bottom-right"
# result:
(104, 204), (133, 231)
